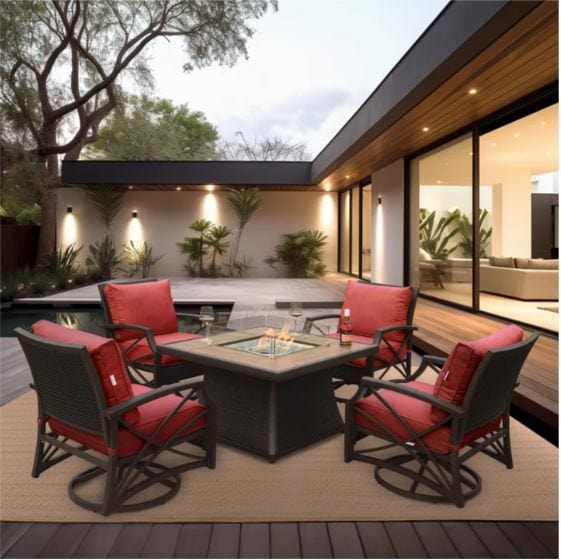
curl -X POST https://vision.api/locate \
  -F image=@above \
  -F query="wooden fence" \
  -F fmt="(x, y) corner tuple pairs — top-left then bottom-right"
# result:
(1, 221), (40, 274)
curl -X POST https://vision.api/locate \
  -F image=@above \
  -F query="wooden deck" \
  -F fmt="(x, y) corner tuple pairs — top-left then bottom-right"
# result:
(414, 298), (558, 432)
(1, 521), (557, 558)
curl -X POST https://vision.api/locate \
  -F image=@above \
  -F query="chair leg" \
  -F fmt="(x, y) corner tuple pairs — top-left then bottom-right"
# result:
(206, 411), (217, 469)
(101, 456), (118, 516)
(31, 423), (46, 478)
(344, 402), (355, 463)
(502, 417), (514, 469)
(449, 451), (465, 508)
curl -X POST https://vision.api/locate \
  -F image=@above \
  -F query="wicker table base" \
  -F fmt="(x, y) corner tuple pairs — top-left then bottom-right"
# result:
(204, 368), (343, 462)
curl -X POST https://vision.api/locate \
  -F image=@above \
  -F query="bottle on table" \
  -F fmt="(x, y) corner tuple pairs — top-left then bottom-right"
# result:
(339, 308), (352, 346)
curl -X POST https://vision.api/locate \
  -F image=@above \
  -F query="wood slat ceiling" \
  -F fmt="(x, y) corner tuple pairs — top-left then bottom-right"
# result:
(59, 184), (323, 192)
(323, 2), (558, 191)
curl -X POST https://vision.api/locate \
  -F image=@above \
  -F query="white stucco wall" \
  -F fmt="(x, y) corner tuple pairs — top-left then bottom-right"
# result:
(56, 188), (338, 278)
(371, 159), (405, 285)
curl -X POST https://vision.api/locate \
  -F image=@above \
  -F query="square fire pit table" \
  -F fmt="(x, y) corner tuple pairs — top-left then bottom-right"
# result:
(158, 316), (378, 462)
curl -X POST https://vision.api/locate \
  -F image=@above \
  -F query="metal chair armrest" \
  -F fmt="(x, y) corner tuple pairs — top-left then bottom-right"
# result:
(407, 354), (447, 381)
(102, 323), (157, 351)
(303, 313), (340, 333)
(355, 377), (464, 417)
(372, 324), (417, 344)
(103, 378), (204, 419)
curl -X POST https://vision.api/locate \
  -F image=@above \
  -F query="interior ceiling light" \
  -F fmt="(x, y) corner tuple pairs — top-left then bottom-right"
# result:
(491, 142), (496, 147)
(345, 175), (350, 179)
(514, 133), (520, 138)
(422, 126), (430, 132)
(324, 184), (331, 192)
(540, 121), (546, 126)
(468, 88), (478, 95)
(437, 180), (442, 184)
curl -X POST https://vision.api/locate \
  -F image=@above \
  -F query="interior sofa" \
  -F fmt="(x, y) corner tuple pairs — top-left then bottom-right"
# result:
(480, 257), (559, 301)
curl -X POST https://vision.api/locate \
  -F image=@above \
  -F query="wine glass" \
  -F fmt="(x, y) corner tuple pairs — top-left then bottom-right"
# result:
(288, 302), (303, 334)
(200, 305), (214, 341)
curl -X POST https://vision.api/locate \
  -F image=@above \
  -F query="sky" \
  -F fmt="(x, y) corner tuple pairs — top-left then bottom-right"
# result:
(144, 0), (449, 159)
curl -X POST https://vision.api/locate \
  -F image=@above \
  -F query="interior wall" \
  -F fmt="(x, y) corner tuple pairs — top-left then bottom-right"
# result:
(371, 159), (404, 285)
(56, 189), (338, 278)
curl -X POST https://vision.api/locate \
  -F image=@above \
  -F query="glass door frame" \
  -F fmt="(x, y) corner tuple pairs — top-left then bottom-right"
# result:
(337, 178), (371, 280)
(404, 82), (558, 315)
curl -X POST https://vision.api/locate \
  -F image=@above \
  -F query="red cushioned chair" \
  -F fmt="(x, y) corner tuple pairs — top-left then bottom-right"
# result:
(304, 281), (419, 389)
(344, 324), (538, 507)
(16, 322), (216, 516)
(98, 279), (202, 387)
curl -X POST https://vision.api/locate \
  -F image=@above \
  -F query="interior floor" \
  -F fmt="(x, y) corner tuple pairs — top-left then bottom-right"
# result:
(422, 282), (559, 332)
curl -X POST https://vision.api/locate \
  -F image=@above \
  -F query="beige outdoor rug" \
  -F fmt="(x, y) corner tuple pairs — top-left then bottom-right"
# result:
(0, 390), (557, 523)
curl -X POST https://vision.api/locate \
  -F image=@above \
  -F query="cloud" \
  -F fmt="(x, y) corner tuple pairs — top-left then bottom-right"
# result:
(217, 87), (364, 155)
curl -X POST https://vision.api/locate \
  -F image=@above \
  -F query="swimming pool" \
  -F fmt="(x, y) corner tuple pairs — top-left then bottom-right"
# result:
(1, 304), (233, 337)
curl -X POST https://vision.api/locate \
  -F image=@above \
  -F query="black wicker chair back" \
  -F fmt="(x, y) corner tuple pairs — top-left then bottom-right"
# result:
(16, 328), (106, 436)
(462, 333), (539, 432)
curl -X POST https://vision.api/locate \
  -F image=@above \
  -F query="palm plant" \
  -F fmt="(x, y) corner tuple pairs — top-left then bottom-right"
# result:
(207, 225), (231, 276)
(177, 219), (213, 276)
(265, 229), (328, 278)
(82, 185), (125, 233)
(85, 236), (121, 280)
(419, 208), (460, 260)
(450, 208), (492, 257)
(121, 240), (164, 278)
(225, 187), (262, 275)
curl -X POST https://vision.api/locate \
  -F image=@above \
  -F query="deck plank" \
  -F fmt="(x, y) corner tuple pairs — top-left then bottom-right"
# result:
(207, 524), (241, 559)
(239, 523), (269, 559)
(108, 523), (152, 558)
(384, 522), (428, 558)
(413, 522), (460, 558)
(498, 522), (555, 558)
(174, 523), (212, 558)
(440, 521), (491, 558)
(524, 522), (559, 556)
(327, 522), (364, 558)
(71, 523), (123, 558)
(140, 523), (182, 558)
(299, 522), (333, 559)
(38, 524), (91, 559)
(469, 522), (521, 558)
(355, 522), (396, 558)
(3, 523), (60, 559)
(0, 523), (32, 558)
(270, 523), (300, 558)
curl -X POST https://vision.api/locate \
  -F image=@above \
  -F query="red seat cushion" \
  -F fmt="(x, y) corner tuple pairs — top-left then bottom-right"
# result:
(327, 333), (407, 369)
(119, 332), (201, 366)
(31, 321), (138, 423)
(48, 384), (206, 457)
(339, 282), (413, 345)
(431, 324), (525, 421)
(104, 280), (178, 341)
(355, 381), (501, 454)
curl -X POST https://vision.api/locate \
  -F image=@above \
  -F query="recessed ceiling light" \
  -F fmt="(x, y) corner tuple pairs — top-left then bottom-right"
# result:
(324, 184), (331, 192)
(176, 187), (181, 191)
(540, 121), (546, 126)
(206, 184), (215, 192)
(469, 152), (473, 156)
(128, 186), (133, 190)
(437, 180), (442, 184)
(345, 175), (350, 179)
(546, 151), (552, 157)
(514, 133), (520, 138)
(491, 142), (496, 147)
(468, 88), (478, 95)
(422, 126), (430, 132)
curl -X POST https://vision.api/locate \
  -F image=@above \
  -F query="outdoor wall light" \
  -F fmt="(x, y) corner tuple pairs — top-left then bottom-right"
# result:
(67, 205), (73, 213)
(378, 195), (383, 205)
(132, 210), (138, 218)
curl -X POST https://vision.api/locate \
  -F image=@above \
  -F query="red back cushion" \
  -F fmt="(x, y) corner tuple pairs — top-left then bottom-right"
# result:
(339, 281), (413, 343)
(31, 320), (138, 423)
(431, 324), (524, 421)
(103, 280), (178, 341)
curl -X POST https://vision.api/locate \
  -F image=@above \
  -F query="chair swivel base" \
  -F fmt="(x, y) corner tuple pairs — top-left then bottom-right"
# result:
(68, 462), (181, 515)
(373, 453), (481, 508)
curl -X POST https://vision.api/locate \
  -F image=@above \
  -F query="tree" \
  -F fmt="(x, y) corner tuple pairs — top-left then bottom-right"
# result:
(219, 131), (310, 161)
(1, 0), (277, 261)
(84, 95), (219, 160)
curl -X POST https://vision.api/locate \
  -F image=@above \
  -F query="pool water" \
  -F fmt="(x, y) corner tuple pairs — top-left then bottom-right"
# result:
(1, 305), (233, 337)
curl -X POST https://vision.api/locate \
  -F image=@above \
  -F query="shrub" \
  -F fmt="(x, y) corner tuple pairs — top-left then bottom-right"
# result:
(121, 240), (164, 278)
(41, 243), (82, 274)
(85, 236), (121, 280)
(16, 203), (41, 225)
(265, 230), (328, 278)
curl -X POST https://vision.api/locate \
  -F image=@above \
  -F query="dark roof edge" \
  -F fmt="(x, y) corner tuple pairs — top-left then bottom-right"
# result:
(310, 0), (542, 183)
(61, 160), (313, 186)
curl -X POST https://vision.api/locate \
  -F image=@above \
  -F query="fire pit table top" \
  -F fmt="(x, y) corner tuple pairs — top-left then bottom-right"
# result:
(158, 315), (378, 382)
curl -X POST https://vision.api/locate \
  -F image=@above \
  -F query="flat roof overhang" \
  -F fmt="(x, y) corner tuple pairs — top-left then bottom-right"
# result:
(61, 160), (314, 190)
(60, 1), (558, 192)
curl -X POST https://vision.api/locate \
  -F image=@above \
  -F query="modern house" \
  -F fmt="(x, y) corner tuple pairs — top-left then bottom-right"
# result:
(60, 0), (558, 333)
(1, 1), (558, 556)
